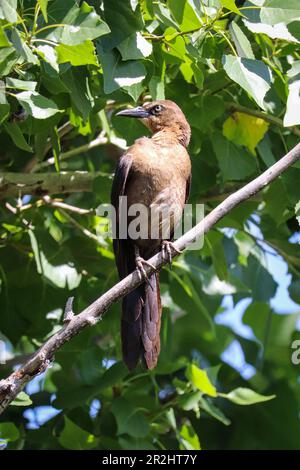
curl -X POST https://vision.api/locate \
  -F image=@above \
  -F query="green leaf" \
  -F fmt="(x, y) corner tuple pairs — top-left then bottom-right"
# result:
(3, 122), (32, 152)
(0, 79), (9, 123)
(180, 423), (201, 450)
(239, 255), (277, 302)
(223, 112), (269, 155)
(243, 1), (300, 40)
(0, 0), (17, 23)
(38, 0), (49, 22)
(50, 125), (61, 172)
(243, 301), (298, 348)
(11, 391), (32, 406)
(212, 132), (257, 181)
(258, 0), (300, 26)
(244, 18), (300, 42)
(0, 26), (11, 47)
(220, 387), (276, 405)
(59, 417), (98, 450)
(223, 55), (272, 109)
(44, 0), (110, 45)
(36, 45), (59, 72)
(0, 422), (20, 442)
(61, 68), (93, 121)
(229, 22), (255, 59)
(28, 230), (82, 288)
(188, 95), (225, 130)
(117, 32), (152, 60)
(163, 27), (186, 61)
(6, 77), (37, 91)
(101, 0), (144, 48)
(111, 397), (149, 438)
(119, 436), (155, 450)
(221, 0), (241, 15)
(289, 278), (300, 304)
(198, 396), (231, 425)
(257, 134), (276, 166)
(149, 76), (165, 100)
(56, 41), (98, 66)
(0, 47), (18, 76)
(283, 61), (300, 127)
(178, 391), (202, 411)
(15, 91), (62, 119)
(97, 42), (146, 95)
(186, 364), (217, 397)
(11, 29), (39, 65)
(168, 0), (202, 30)
(206, 231), (228, 281)
(263, 179), (289, 223)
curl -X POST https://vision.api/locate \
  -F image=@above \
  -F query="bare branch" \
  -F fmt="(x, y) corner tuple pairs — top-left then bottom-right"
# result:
(0, 142), (300, 415)
(63, 297), (75, 323)
(0, 171), (112, 199)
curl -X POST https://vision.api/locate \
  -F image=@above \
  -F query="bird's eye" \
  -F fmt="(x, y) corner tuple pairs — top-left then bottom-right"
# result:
(152, 104), (162, 115)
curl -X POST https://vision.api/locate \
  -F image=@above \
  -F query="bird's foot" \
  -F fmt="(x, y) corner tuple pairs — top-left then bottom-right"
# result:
(161, 241), (182, 268)
(135, 256), (156, 283)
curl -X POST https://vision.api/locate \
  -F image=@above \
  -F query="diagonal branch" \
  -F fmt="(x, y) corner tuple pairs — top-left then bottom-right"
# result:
(1, 142), (300, 415)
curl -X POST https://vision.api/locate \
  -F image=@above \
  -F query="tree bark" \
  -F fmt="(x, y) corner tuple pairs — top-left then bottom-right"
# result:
(0, 171), (111, 199)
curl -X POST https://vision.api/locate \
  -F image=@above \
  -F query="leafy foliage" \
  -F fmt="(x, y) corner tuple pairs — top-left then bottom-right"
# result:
(0, 0), (300, 451)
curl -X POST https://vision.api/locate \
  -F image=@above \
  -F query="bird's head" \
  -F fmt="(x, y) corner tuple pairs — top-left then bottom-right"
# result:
(116, 100), (191, 147)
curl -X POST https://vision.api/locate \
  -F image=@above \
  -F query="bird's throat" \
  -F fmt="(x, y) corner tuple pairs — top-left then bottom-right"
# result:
(152, 124), (191, 148)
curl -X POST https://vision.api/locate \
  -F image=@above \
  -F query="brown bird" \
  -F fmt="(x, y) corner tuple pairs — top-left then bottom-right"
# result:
(111, 100), (191, 370)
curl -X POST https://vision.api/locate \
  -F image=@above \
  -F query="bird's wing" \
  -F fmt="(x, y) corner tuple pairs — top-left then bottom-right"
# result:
(168, 172), (191, 242)
(111, 153), (134, 279)
(185, 173), (191, 204)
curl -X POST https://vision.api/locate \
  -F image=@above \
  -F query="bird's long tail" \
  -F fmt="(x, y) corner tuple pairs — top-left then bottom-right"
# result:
(121, 272), (162, 370)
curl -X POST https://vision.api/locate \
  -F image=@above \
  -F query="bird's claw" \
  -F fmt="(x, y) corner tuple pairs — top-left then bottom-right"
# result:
(135, 256), (156, 287)
(161, 241), (182, 268)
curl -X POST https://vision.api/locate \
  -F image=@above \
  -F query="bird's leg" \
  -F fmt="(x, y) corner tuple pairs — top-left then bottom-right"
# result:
(161, 240), (183, 268)
(135, 246), (156, 284)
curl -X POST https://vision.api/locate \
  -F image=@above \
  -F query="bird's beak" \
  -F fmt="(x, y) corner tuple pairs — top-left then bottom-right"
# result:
(116, 106), (150, 118)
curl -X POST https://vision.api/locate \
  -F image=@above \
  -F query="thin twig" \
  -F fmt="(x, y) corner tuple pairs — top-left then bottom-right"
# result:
(23, 121), (74, 173)
(33, 131), (108, 172)
(42, 196), (92, 215)
(55, 207), (100, 244)
(63, 297), (75, 323)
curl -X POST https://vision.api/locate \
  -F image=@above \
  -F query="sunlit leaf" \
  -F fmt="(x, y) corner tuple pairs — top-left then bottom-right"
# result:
(59, 417), (98, 450)
(179, 423), (201, 450)
(223, 112), (269, 154)
(56, 41), (98, 66)
(186, 364), (217, 397)
(220, 387), (276, 405)
(223, 55), (272, 109)
(15, 91), (62, 119)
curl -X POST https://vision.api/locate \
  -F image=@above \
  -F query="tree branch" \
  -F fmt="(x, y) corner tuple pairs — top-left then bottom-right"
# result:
(0, 171), (112, 199)
(1, 142), (300, 415)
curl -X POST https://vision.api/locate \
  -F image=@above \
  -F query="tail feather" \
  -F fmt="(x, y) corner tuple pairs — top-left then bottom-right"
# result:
(121, 272), (162, 370)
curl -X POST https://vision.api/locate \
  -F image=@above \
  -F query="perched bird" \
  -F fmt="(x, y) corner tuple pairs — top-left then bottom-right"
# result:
(111, 100), (191, 370)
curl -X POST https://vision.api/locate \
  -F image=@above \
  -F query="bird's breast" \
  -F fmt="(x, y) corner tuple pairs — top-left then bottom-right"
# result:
(124, 140), (191, 247)
(126, 147), (189, 207)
